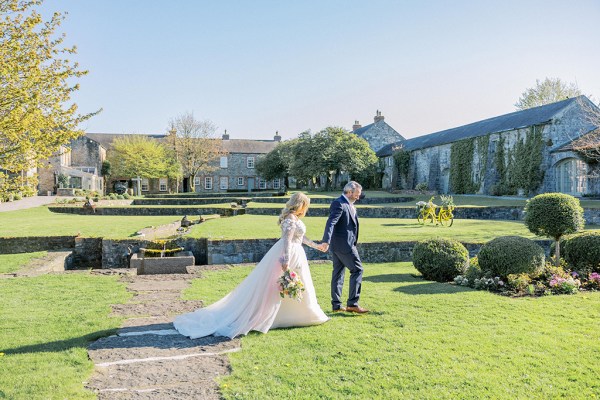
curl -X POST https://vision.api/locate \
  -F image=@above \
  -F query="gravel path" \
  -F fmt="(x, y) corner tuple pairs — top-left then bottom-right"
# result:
(86, 270), (240, 399)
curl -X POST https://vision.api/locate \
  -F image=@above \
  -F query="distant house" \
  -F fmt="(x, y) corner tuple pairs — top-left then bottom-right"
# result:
(194, 132), (282, 193)
(351, 110), (405, 153)
(38, 136), (105, 195)
(378, 96), (600, 196)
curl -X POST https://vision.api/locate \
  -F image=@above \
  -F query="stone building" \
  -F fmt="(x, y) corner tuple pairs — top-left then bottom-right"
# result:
(194, 132), (282, 193)
(38, 136), (105, 195)
(378, 96), (600, 196)
(351, 110), (405, 152)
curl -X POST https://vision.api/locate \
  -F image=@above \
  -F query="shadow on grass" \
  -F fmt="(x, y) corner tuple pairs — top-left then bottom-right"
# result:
(363, 273), (420, 283)
(2, 329), (118, 355)
(394, 281), (473, 295)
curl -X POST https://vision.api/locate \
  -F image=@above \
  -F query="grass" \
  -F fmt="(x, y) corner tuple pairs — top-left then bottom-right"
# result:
(182, 262), (600, 399)
(0, 251), (47, 274)
(0, 273), (129, 399)
(189, 214), (543, 243)
(0, 206), (186, 238)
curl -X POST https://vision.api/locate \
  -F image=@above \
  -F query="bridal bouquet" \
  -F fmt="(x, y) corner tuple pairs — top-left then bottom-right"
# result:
(278, 269), (305, 301)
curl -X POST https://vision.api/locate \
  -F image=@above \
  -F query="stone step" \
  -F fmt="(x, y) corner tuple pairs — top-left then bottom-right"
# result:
(110, 300), (203, 318)
(95, 382), (221, 400)
(88, 333), (240, 365)
(118, 322), (176, 335)
(88, 355), (229, 394)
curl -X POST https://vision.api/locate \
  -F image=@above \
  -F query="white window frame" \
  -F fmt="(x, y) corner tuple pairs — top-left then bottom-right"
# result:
(220, 156), (228, 168)
(205, 176), (213, 190)
(220, 176), (229, 190)
(247, 157), (255, 169)
(141, 178), (149, 192)
(259, 178), (267, 189)
(159, 178), (168, 192)
(237, 177), (244, 186)
(273, 178), (280, 189)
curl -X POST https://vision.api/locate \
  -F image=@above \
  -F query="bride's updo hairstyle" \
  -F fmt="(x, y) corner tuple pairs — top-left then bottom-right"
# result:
(278, 192), (310, 224)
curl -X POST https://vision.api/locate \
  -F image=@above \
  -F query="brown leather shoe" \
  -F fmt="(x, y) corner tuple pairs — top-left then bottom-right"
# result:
(346, 306), (369, 314)
(332, 307), (346, 312)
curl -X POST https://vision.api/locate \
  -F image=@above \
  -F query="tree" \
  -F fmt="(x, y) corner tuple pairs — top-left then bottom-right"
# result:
(107, 135), (178, 195)
(0, 0), (99, 193)
(101, 160), (111, 194)
(256, 139), (297, 188)
(524, 193), (584, 266)
(515, 78), (582, 110)
(570, 97), (600, 169)
(166, 112), (225, 192)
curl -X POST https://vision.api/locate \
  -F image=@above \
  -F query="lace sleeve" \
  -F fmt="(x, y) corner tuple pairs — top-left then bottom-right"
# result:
(279, 218), (295, 265)
(302, 235), (318, 249)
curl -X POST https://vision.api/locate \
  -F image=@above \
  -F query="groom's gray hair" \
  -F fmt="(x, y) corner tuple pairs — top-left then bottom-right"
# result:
(343, 181), (362, 194)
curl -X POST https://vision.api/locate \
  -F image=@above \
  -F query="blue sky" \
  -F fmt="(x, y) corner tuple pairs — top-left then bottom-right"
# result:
(42, 0), (600, 140)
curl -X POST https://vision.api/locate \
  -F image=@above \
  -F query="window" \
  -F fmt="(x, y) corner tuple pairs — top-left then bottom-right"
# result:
(194, 176), (201, 186)
(220, 156), (228, 168)
(247, 157), (255, 169)
(237, 177), (244, 186)
(388, 157), (393, 167)
(259, 178), (266, 189)
(555, 158), (587, 195)
(141, 178), (149, 192)
(205, 177), (213, 190)
(159, 178), (168, 192)
(273, 178), (280, 189)
(220, 176), (228, 190)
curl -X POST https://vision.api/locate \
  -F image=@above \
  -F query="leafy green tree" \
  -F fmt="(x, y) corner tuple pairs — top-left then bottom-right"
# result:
(100, 160), (111, 194)
(524, 193), (585, 266)
(0, 0), (99, 193)
(515, 78), (582, 110)
(107, 135), (178, 195)
(256, 139), (297, 188)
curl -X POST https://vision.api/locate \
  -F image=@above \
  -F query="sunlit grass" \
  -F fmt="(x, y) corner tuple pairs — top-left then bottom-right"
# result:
(0, 274), (129, 399)
(0, 251), (47, 274)
(183, 262), (600, 399)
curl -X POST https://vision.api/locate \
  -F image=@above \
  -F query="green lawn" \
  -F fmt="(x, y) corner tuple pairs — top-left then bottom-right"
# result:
(182, 262), (600, 399)
(0, 251), (47, 274)
(0, 273), (129, 399)
(189, 214), (542, 243)
(0, 207), (184, 238)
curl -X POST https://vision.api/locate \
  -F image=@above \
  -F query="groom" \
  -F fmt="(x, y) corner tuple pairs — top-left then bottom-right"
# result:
(321, 181), (368, 314)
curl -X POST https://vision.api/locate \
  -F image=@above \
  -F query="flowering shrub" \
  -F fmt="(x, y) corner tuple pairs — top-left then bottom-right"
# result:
(585, 272), (600, 290)
(473, 276), (504, 291)
(548, 275), (580, 295)
(507, 273), (531, 292)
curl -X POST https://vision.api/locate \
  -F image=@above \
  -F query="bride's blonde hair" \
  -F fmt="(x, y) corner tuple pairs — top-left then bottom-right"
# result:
(278, 192), (310, 224)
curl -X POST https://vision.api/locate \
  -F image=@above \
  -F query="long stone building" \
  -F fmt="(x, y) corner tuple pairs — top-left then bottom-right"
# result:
(377, 96), (600, 196)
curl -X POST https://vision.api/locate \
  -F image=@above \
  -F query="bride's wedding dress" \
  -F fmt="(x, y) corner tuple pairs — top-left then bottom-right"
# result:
(174, 216), (329, 339)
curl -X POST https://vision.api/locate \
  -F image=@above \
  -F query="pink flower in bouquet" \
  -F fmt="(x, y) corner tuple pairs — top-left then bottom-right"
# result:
(277, 269), (305, 301)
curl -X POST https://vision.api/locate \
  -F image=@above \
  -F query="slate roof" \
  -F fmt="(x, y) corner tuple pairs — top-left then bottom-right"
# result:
(399, 96), (585, 153)
(85, 133), (278, 154)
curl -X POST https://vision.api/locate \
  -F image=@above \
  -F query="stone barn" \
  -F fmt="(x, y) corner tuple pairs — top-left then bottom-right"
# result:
(378, 96), (600, 196)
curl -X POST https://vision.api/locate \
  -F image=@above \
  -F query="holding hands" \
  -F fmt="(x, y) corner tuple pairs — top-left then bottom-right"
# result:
(315, 242), (329, 253)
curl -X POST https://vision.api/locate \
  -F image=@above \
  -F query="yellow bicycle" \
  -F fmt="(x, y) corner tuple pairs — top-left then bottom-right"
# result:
(416, 195), (455, 227)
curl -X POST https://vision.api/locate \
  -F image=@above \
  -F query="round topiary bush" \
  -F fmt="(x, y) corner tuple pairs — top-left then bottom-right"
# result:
(477, 236), (545, 279)
(412, 238), (469, 282)
(524, 192), (584, 265)
(562, 232), (600, 274)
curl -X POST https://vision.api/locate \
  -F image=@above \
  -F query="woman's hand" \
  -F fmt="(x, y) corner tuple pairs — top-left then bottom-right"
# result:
(281, 263), (289, 271)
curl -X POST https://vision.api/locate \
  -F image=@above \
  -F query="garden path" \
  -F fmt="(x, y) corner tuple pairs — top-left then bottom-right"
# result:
(86, 268), (240, 399)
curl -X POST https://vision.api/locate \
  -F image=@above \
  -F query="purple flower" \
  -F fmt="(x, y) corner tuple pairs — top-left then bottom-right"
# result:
(571, 271), (579, 278)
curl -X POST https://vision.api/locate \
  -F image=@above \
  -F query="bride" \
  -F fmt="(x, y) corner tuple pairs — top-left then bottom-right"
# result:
(174, 192), (329, 339)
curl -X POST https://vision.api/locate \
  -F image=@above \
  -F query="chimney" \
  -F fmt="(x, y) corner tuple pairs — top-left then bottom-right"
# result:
(374, 110), (384, 123)
(222, 129), (229, 140)
(352, 120), (362, 131)
(274, 131), (281, 141)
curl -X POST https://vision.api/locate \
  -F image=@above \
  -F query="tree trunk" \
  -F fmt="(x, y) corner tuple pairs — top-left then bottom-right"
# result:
(555, 238), (561, 267)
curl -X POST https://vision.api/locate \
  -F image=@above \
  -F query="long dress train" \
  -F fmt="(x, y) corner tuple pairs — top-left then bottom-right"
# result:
(173, 217), (329, 339)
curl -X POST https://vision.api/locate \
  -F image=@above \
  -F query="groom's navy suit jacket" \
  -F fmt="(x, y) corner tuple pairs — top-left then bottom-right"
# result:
(322, 195), (359, 252)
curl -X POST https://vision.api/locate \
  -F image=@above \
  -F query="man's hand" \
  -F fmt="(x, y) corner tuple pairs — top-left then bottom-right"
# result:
(319, 243), (329, 252)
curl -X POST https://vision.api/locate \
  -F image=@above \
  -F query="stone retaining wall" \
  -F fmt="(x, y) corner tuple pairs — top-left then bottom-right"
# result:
(0, 236), (76, 254)
(46, 205), (600, 223)
(48, 206), (244, 217)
